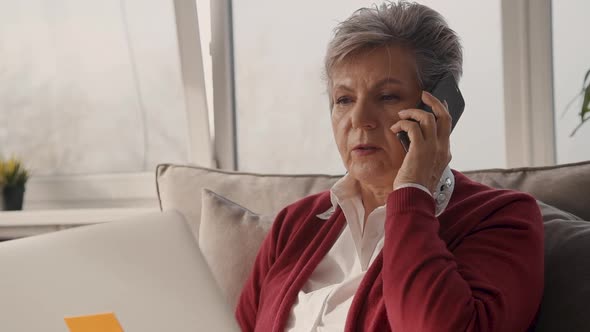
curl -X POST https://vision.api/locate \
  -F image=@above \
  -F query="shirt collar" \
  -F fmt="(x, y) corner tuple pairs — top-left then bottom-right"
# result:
(316, 167), (455, 220)
(316, 173), (357, 220)
(329, 173), (358, 209)
(317, 173), (365, 221)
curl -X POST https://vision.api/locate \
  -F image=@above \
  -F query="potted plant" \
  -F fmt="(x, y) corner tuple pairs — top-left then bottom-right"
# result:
(0, 157), (30, 211)
(564, 68), (590, 136)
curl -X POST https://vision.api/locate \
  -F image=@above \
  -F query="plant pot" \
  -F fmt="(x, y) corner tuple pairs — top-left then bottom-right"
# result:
(2, 185), (25, 211)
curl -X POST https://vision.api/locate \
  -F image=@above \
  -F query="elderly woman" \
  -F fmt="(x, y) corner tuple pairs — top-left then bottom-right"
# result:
(236, 1), (544, 331)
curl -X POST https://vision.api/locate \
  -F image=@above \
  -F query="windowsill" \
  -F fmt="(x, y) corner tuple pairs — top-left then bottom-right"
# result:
(0, 207), (159, 240)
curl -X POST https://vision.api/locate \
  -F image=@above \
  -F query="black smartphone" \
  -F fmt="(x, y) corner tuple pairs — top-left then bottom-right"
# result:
(397, 74), (465, 152)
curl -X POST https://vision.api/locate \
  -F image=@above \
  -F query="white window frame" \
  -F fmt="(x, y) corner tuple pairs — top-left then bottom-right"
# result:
(210, 0), (237, 170)
(501, 0), (556, 167)
(174, 0), (215, 168)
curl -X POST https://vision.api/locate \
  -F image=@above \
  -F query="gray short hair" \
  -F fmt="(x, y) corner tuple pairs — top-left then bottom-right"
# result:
(325, 1), (463, 91)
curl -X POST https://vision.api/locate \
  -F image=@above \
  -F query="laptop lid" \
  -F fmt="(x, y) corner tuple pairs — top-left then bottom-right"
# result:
(0, 211), (239, 332)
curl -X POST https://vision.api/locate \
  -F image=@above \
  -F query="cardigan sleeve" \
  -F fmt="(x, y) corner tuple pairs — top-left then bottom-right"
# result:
(382, 187), (544, 332)
(235, 208), (286, 331)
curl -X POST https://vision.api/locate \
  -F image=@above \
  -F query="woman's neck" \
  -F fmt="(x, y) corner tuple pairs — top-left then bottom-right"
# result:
(359, 181), (392, 225)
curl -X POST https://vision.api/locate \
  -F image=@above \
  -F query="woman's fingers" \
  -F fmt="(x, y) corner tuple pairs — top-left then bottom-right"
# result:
(391, 91), (453, 192)
(390, 119), (424, 146)
(421, 91), (452, 162)
(422, 91), (452, 140)
(396, 107), (437, 141)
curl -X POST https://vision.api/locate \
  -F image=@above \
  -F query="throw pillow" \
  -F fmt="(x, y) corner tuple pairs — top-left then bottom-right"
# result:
(199, 188), (274, 310)
(535, 200), (590, 332)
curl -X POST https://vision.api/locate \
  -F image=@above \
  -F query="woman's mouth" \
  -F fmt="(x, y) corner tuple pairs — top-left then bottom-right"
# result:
(352, 144), (381, 156)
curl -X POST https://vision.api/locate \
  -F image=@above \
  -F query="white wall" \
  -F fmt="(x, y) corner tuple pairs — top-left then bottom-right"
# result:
(232, 0), (505, 174)
(0, 0), (190, 176)
(552, 0), (590, 163)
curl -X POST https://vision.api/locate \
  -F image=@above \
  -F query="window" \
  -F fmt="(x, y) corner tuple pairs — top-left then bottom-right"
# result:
(552, 0), (590, 164)
(230, 0), (506, 174)
(0, 0), (190, 176)
(0, 0), (212, 209)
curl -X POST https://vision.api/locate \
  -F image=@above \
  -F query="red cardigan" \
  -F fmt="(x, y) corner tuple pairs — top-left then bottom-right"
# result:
(236, 171), (544, 331)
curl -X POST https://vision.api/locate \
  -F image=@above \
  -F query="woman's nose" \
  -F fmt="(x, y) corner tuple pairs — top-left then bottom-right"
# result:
(351, 100), (378, 130)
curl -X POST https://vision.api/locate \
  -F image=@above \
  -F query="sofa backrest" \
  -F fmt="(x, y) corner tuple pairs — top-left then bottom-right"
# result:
(156, 164), (339, 239)
(462, 161), (590, 221)
(156, 160), (590, 240)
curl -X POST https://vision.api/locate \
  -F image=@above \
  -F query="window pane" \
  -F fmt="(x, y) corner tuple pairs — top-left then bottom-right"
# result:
(552, 0), (590, 164)
(233, 0), (505, 174)
(0, 0), (190, 176)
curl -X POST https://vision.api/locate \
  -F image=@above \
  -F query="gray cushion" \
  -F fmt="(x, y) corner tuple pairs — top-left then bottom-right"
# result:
(534, 201), (590, 331)
(199, 189), (273, 309)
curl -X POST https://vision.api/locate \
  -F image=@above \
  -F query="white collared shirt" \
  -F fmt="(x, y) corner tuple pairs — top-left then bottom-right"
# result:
(284, 167), (454, 331)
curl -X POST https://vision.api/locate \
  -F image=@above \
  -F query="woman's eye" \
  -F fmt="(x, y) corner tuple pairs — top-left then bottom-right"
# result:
(381, 94), (399, 102)
(336, 96), (353, 105)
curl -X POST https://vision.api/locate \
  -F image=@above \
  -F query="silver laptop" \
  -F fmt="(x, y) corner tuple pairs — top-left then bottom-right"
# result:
(0, 211), (239, 332)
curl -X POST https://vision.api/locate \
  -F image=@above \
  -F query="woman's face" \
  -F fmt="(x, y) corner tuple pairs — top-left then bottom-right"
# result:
(330, 45), (422, 187)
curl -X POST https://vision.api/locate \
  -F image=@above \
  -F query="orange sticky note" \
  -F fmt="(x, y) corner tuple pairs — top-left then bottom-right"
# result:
(64, 312), (124, 332)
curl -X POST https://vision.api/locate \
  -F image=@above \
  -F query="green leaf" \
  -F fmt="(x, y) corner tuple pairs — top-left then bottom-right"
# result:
(561, 68), (590, 120)
(584, 68), (590, 88)
(0, 158), (29, 186)
(570, 80), (590, 136)
(561, 89), (584, 119)
(570, 117), (590, 136)
(582, 83), (590, 120)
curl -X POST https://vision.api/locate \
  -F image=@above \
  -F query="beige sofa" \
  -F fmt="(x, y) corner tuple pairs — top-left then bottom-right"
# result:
(156, 161), (590, 332)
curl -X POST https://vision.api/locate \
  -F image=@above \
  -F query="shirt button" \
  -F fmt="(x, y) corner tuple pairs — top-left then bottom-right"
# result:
(445, 177), (452, 187)
(436, 192), (447, 205)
